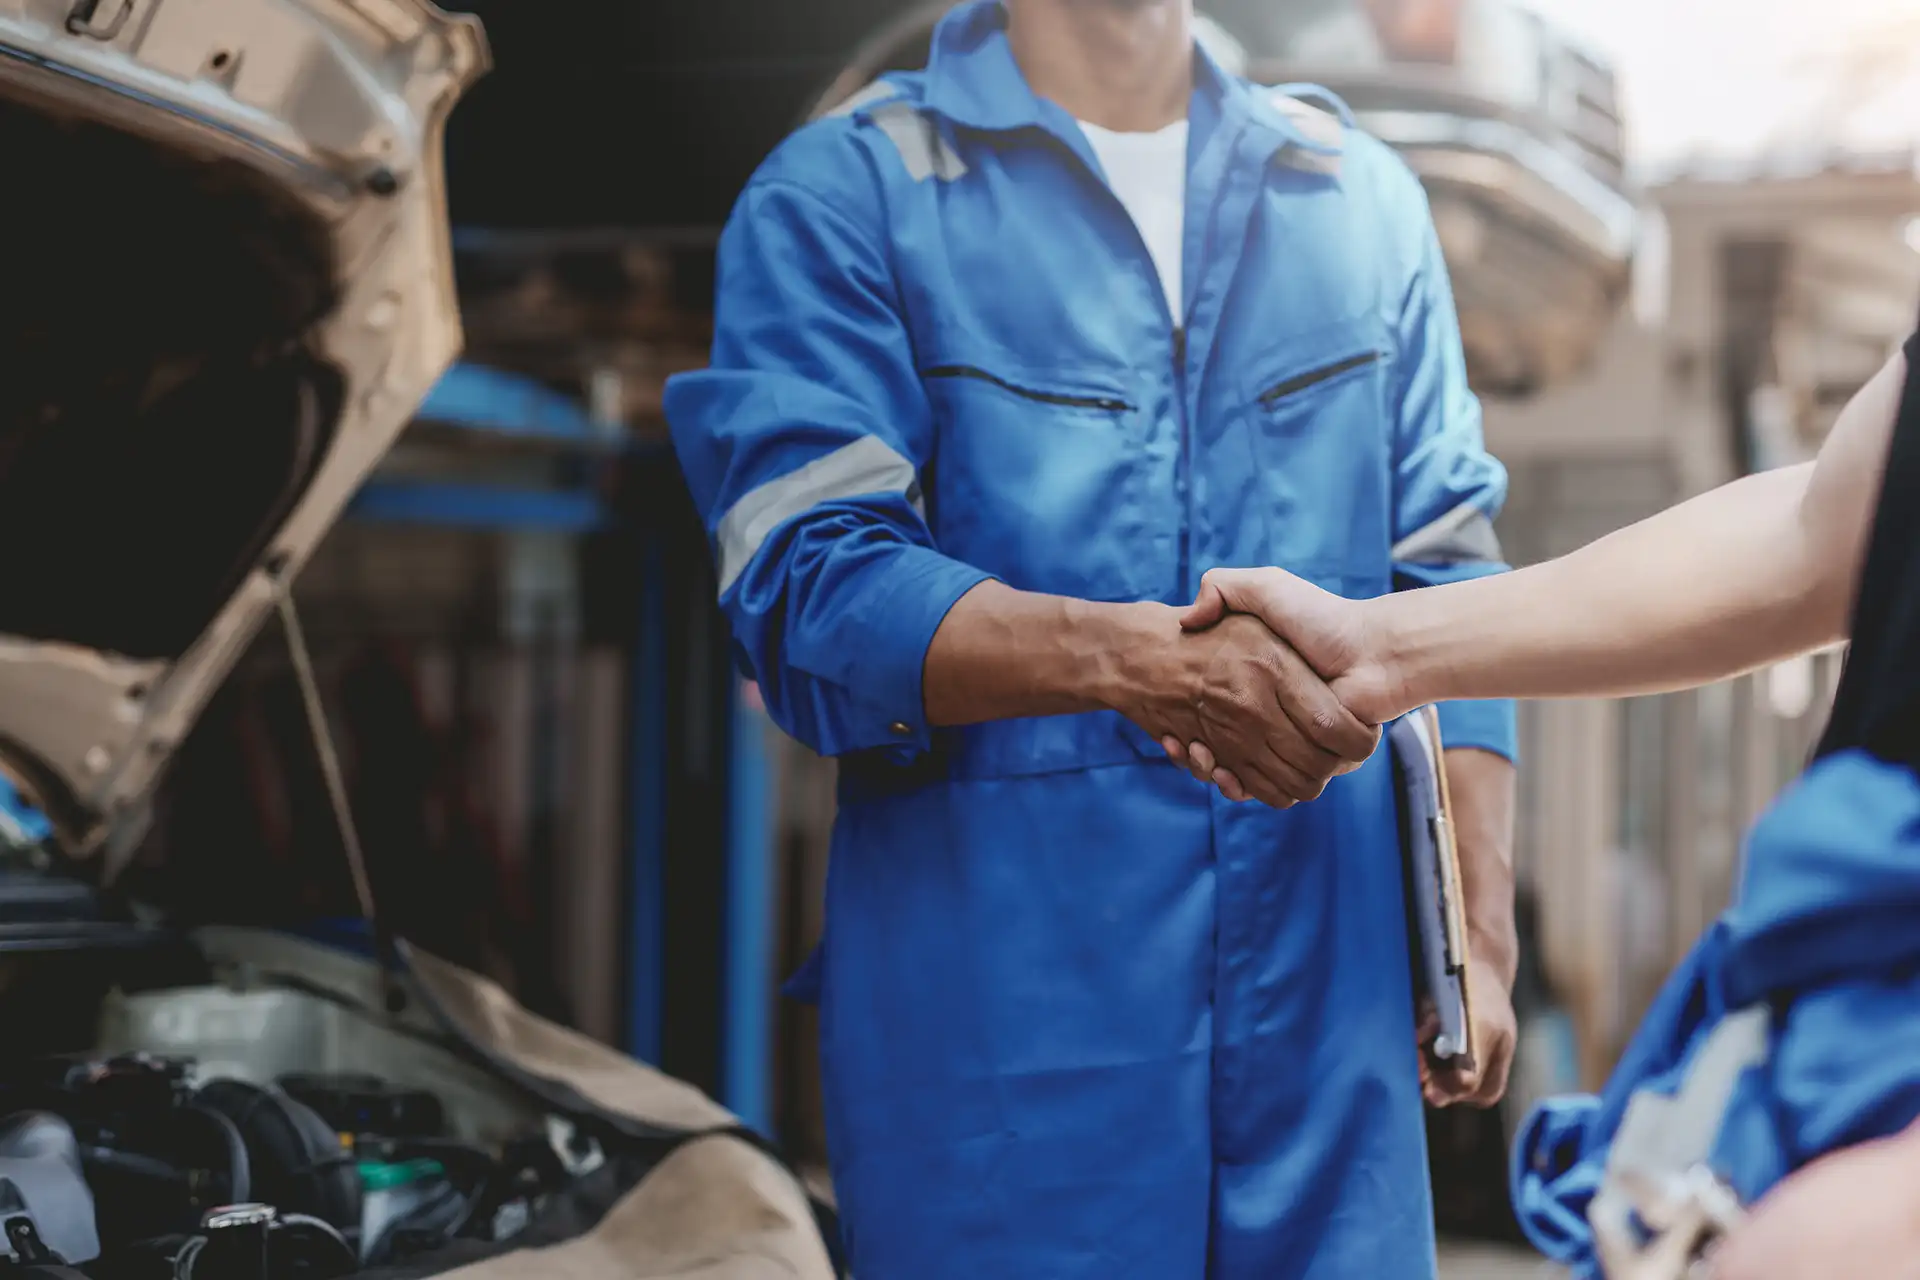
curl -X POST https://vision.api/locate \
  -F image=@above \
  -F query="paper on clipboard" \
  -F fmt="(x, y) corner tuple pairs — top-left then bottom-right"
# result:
(1388, 705), (1477, 1070)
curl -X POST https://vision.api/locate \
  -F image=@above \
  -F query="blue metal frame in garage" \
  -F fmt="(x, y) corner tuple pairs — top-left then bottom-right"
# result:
(344, 361), (778, 1134)
(724, 677), (776, 1135)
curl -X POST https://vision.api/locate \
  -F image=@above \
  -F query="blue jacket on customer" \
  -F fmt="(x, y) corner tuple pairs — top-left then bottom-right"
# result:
(1514, 750), (1920, 1275)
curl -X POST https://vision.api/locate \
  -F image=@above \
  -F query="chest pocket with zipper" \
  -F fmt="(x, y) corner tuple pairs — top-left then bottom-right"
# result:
(923, 359), (1178, 605)
(1239, 338), (1394, 591)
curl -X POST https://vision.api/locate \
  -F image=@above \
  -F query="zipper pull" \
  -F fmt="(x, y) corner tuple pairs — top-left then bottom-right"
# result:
(1173, 327), (1188, 370)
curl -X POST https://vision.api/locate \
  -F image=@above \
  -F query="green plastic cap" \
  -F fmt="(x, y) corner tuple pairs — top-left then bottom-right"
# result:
(357, 1157), (444, 1191)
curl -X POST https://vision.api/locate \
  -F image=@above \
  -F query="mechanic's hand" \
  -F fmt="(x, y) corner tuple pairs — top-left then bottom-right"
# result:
(1184, 567), (1402, 720)
(1113, 612), (1378, 809)
(1162, 568), (1397, 798)
(1707, 1126), (1920, 1280)
(1417, 958), (1516, 1109)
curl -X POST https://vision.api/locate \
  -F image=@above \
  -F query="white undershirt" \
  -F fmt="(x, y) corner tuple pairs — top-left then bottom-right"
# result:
(1076, 117), (1190, 318)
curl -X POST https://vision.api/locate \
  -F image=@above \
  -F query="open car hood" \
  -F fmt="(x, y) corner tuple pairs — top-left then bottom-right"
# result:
(0, 0), (486, 868)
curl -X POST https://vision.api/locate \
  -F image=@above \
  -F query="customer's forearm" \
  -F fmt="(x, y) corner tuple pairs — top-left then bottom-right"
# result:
(923, 580), (1170, 726)
(1374, 348), (1904, 715)
(1377, 465), (1842, 712)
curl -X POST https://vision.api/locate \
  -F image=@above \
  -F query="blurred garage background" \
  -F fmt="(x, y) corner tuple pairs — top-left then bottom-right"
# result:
(56, 1), (1916, 1270)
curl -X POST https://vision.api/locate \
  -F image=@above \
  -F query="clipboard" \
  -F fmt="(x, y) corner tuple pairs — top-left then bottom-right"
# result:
(1388, 705), (1478, 1071)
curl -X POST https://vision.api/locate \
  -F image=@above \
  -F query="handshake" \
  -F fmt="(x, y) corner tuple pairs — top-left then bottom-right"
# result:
(1116, 568), (1409, 810)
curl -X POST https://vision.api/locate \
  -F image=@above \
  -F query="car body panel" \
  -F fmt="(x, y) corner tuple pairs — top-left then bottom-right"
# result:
(0, 0), (486, 868)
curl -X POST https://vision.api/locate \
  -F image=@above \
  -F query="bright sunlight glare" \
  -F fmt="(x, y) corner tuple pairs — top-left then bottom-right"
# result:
(1524, 0), (1920, 167)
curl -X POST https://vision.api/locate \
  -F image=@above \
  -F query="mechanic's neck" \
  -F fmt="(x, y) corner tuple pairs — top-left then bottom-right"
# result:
(1007, 0), (1193, 132)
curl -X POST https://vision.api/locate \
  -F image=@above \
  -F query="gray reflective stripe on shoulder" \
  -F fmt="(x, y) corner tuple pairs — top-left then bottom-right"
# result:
(715, 436), (924, 594)
(818, 82), (966, 182)
(1273, 93), (1345, 176)
(822, 80), (899, 119)
(869, 101), (969, 182)
(1604, 1004), (1771, 1189)
(1392, 502), (1504, 565)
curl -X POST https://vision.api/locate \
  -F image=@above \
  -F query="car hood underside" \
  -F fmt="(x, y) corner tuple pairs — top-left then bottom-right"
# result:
(0, 0), (487, 872)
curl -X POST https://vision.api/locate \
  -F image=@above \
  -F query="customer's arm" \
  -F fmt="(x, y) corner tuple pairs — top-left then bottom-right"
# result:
(665, 132), (1373, 797)
(1179, 344), (1904, 725)
(1708, 1118), (1920, 1280)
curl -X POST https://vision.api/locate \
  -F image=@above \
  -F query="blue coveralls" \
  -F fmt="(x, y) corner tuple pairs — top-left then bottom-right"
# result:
(665, 4), (1515, 1275)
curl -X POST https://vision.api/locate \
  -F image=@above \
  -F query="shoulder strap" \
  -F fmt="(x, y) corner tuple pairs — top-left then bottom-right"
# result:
(1814, 330), (1920, 770)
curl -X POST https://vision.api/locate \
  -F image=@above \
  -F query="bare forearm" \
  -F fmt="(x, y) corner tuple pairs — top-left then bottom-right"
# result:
(926, 581), (1380, 809)
(923, 580), (1166, 726)
(1446, 747), (1517, 987)
(1374, 351), (1901, 715)
(1379, 466), (1837, 710)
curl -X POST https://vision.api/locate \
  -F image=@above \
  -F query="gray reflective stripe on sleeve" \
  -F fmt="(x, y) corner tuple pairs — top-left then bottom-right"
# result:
(869, 102), (969, 182)
(1604, 1004), (1771, 1190)
(1587, 1007), (1770, 1277)
(1391, 502), (1504, 565)
(715, 435), (923, 594)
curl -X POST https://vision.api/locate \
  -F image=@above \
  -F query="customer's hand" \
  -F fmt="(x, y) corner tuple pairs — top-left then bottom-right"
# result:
(1111, 610), (1378, 810)
(1164, 568), (1400, 799)
(1707, 1126), (1920, 1280)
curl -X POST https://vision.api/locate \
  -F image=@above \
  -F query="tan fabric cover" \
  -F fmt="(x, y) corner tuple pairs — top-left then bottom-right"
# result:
(406, 950), (835, 1280)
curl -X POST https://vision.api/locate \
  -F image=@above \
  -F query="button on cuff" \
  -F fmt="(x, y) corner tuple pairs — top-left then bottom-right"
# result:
(846, 545), (994, 754)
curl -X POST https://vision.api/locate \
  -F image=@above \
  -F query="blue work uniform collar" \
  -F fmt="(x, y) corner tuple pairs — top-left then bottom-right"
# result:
(919, 0), (1343, 166)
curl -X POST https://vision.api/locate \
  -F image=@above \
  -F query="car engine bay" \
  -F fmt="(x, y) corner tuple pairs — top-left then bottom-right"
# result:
(0, 936), (608, 1280)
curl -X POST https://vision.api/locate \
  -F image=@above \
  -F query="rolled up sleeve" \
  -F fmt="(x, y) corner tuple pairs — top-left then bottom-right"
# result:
(665, 175), (990, 758)
(1389, 187), (1517, 761)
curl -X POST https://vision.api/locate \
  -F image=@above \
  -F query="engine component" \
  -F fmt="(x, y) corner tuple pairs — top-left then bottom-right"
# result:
(278, 1075), (443, 1142)
(0, 1176), (62, 1268)
(0, 1115), (97, 1266)
(190, 1083), (359, 1233)
(359, 1158), (466, 1268)
(358, 1158), (445, 1261)
(89, 1207), (357, 1280)
(1, 1056), (247, 1246)
(194, 1204), (274, 1280)
(57, 1055), (192, 1111)
(0, 1052), (552, 1275)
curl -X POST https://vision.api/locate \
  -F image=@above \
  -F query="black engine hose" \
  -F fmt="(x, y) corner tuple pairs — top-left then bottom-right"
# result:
(190, 1081), (359, 1230)
(270, 1213), (358, 1278)
(183, 1103), (250, 1204)
(78, 1144), (190, 1187)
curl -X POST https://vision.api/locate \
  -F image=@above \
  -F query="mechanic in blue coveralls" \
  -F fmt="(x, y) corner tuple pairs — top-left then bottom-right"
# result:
(665, 0), (1519, 1275)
